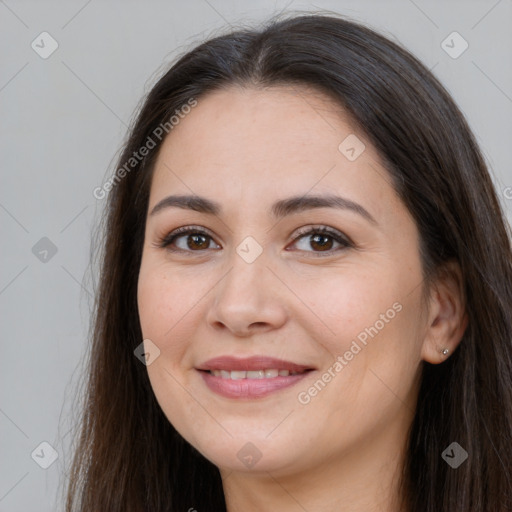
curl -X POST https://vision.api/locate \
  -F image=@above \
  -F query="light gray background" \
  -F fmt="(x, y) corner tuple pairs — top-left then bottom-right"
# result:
(1, 0), (511, 510)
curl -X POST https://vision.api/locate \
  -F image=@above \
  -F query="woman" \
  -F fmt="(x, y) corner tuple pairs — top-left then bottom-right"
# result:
(65, 12), (512, 512)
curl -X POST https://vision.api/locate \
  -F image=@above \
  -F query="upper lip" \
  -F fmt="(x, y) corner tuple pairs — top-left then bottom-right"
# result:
(197, 355), (314, 373)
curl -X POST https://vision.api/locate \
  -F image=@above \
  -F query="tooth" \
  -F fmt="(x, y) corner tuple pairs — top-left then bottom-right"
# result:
(247, 370), (265, 379)
(212, 369), (298, 379)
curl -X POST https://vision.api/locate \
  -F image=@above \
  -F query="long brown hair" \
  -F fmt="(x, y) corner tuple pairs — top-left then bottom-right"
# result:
(64, 12), (512, 511)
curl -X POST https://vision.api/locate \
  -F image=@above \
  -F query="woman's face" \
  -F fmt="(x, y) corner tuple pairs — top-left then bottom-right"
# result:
(137, 85), (431, 477)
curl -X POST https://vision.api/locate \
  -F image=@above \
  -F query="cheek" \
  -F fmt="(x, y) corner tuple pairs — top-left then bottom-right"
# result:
(137, 264), (194, 356)
(137, 260), (224, 375)
(137, 265), (204, 438)
(289, 265), (401, 345)
(138, 270), (171, 340)
(295, 289), (423, 450)
(328, 289), (423, 409)
(292, 262), (424, 389)
(138, 254), (199, 324)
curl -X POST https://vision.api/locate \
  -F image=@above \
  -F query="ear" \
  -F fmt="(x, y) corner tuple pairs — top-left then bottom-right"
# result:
(421, 260), (468, 364)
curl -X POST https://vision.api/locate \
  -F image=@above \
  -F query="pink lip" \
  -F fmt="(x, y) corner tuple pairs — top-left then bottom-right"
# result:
(199, 370), (311, 399)
(196, 355), (314, 399)
(197, 355), (313, 373)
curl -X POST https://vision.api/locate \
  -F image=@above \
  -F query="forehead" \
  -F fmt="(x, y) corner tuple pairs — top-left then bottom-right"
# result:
(149, 85), (399, 221)
(157, 85), (356, 160)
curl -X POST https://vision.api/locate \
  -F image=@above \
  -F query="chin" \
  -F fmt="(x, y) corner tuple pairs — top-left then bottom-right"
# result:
(183, 431), (307, 475)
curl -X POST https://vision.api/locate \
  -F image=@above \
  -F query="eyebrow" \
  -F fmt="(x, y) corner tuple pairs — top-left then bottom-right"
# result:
(149, 193), (377, 225)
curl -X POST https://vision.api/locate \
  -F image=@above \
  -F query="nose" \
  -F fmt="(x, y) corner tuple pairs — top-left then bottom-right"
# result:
(206, 248), (288, 337)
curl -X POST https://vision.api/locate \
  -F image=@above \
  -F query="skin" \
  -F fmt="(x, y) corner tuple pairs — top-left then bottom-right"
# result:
(137, 85), (467, 512)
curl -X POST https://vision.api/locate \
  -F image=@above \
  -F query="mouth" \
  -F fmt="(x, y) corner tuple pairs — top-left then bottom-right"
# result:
(196, 355), (315, 399)
(205, 368), (307, 379)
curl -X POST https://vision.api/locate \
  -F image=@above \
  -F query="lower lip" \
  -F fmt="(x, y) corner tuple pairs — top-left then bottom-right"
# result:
(198, 370), (312, 399)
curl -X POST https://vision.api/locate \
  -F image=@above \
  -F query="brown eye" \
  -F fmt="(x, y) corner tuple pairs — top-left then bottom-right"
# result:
(309, 233), (335, 251)
(160, 227), (220, 253)
(184, 233), (210, 250)
(289, 226), (352, 256)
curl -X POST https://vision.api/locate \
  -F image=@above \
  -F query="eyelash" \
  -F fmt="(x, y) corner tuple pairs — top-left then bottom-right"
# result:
(156, 225), (353, 257)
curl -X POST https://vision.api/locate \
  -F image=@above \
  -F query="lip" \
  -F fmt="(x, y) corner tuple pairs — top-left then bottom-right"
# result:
(196, 355), (315, 399)
(197, 355), (314, 373)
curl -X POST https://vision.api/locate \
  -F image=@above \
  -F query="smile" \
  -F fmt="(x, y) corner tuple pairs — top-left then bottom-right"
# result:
(208, 369), (305, 379)
(197, 355), (315, 398)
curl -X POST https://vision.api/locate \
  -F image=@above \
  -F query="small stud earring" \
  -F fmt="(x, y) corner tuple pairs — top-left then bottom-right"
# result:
(441, 348), (449, 356)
